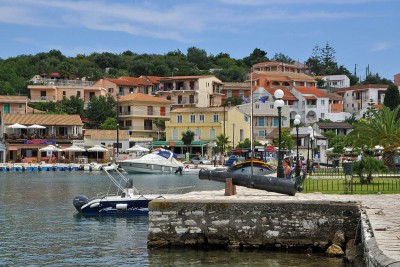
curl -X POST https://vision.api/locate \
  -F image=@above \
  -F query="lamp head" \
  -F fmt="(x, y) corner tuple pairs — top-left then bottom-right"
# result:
(275, 99), (284, 108)
(274, 89), (284, 99)
(294, 118), (300, 126)
(295, 114), (301, 120)
(308, 125), (313, 134)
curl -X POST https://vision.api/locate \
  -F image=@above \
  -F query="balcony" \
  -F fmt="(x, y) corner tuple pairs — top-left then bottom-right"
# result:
(4, 133), (84, 143)
(31, 78), (94, 87)
(30, 95), (57, 102)
(119, 110), (169, 117)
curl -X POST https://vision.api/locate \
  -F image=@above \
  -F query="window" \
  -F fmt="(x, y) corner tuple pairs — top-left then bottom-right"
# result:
(108, 88), (114, 93)
(129, 87), (134, 94)
(321, 100), (325, 105)
(258, 130), (265, 137)
(77, 91), (81, 98)
(147, 106), (153, 115)
(190, 114), (196, 123)
(244, 115), (249, 123)
(177, 115), (182, 123)
(18, 104), (23, 109)
(209, 128), (216, 140)
(213, 114), (219, 122)
(240, 129), (244, 141)
(258, 117), (265, 127)
(195, 128), (201, 138)
(172, 129), (179, 140)
(160, 107), (166, 116)
(199, 114), (205, 122)
(227, 91), (232, 98)
(255, 104), (260, 109)
(189, 95), (195, 104)
(125, 120), (132, 126)
(144, 120), (152, 130)
(321, 113), (325, 118)
(119, 86), (123, 95)
(63, 91), (66, 96)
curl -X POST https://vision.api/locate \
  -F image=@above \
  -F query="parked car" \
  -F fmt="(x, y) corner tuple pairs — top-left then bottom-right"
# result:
(191, 156), (211, 165)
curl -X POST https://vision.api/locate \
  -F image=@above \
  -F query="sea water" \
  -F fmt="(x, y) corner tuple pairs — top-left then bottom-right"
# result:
(0, 171), (347, 266)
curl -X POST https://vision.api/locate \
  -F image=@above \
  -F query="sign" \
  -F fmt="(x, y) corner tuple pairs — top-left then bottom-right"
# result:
(169, 141), (175, 147)
(73, 140), (85, 148)
(24, 139), (56, 145)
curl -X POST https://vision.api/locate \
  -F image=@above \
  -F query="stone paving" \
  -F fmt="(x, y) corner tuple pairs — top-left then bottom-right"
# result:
(169, 187), (400, 262)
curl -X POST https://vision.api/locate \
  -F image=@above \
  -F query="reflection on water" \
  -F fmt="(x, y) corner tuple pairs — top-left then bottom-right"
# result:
(0, 172), (345, 266)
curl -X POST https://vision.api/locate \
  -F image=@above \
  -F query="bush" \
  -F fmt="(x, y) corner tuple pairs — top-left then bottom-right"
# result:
(353, 156), (387, 184)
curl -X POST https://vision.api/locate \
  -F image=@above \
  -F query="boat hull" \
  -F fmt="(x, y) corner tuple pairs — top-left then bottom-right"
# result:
(119, 161), (182, 174)
(227, 160), (275, 175)
(74, 195), (161, 216)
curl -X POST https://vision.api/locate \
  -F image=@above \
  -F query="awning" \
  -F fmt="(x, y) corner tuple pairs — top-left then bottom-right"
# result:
(8, 146), (18, 151)
(303, 95), (317, 100)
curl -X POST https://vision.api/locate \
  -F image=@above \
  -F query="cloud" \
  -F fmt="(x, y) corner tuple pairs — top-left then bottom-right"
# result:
(371, 42), (390, 52)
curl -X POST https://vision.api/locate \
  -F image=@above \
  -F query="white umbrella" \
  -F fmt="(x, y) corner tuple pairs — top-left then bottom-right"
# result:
(126, 145), (149, 152)
(63, 145), (86, 161)
(8, 123), (27, 129)
(27, 124), (46, 129)
(87, 145), (108, 162)
(39, 145), (61, 152)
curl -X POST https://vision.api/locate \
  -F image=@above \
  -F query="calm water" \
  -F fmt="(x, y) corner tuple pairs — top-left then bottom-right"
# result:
(0, 171), (346, 266)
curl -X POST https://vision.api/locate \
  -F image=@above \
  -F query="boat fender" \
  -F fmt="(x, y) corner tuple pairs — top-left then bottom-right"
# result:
(116, 203), (128, 210)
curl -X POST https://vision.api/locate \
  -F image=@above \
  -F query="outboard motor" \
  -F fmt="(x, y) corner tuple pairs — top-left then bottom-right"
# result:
(73, 195), (89, 212)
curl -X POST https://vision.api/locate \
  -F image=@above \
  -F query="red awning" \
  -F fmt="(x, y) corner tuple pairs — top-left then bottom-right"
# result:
(265, 146), (276, 152)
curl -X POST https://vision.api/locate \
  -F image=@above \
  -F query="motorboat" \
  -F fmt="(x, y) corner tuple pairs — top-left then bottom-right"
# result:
(73, 165), (166, 216)
(83, 162), (103, 171)
(118, 149), (184, 174)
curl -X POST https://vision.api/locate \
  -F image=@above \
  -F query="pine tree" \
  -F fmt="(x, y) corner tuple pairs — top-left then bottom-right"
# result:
(383, 84), (400, 110)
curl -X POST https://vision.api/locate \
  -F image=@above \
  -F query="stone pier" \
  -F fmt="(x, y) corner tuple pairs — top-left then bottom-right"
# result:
(148, 188), (400, 267)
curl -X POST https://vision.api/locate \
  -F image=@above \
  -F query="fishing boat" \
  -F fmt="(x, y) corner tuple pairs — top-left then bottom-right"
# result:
(118, 149), (184, 174)
(73, 165), (167, 216)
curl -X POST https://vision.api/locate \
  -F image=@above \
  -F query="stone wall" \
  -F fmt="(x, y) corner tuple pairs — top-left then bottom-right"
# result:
(148, 199), (360, 250)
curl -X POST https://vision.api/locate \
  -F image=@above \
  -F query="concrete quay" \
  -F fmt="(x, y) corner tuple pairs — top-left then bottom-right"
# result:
(149, 187), (400, 267)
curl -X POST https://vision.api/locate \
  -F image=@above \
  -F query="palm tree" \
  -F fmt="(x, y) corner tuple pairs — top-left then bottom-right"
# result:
(181, 130), (195, 154)
(216, 134), (230, 154)
(346, 105), (400, 168)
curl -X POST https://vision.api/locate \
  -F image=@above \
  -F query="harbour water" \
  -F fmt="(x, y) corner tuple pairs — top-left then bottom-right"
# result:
(0, 171), (346, 266)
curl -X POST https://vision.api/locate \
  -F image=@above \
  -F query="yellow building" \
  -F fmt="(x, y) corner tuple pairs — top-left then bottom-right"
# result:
(164, 107), (226, 156)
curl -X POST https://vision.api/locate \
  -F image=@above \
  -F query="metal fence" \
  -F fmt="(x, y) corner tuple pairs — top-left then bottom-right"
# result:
(304, 167), (400, 193)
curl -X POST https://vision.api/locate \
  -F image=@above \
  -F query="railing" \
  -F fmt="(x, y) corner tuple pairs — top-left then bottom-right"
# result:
(31, 78), (94, 87)
(4, 133), (84, 141)
(29, 96), (57, 101)
(119, 111), (169, 117)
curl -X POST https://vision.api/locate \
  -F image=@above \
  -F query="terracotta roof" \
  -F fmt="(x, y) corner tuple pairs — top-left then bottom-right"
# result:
(294, 86), (328, 97)
(254, 71), (316, 82)
(84, 129), (129, 140)
(0, 95), (27, 102)
(171, 107), (225, 113)
(139, 75), (162, 84)
(106, 77), (151, 86)
(264, 87), (298, 101)
(118, 93), (173, 103)
(3, 114), (83, 126)
(327, 92), (342, 101)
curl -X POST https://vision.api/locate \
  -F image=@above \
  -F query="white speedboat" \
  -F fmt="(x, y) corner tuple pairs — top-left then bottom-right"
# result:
(118, 149), (184, 174)
(73, 165), (165, 216)
(83, 162), (103, 171)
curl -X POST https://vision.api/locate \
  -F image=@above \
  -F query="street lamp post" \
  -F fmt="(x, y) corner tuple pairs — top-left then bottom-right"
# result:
(306, 126), (313, 173)
(294, 115), (301, 177)
(274, 89), (285, 178)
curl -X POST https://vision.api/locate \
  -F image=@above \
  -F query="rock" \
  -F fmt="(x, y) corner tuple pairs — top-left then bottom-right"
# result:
(326, 244), (345, 257)
(332, 230), (345, 246)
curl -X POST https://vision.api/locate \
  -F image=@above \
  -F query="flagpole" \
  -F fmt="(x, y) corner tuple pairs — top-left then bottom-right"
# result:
(250, 68), (254, 176)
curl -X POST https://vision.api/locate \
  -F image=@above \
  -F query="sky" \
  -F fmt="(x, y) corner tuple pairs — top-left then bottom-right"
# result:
(0, 0), (399, 80)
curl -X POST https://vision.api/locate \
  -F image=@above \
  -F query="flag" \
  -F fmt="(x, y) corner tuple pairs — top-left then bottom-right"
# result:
(260, 97), (266, 103)
(241, 95), (250, 103)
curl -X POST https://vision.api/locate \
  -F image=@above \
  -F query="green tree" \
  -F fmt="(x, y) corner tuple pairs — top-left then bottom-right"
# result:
(216, 134), (230, 154)
(187, 47), (211, 70)
(100, 117), (118, 130)
(58, 95), (85, 116)
(243, 48), (269, 68)
(272, 129), (294, 152)
(383, 84), (400, 110)
(181, 130), (195, 153)
(346, 105), (400, 168)
(363, 73), (393, 85)
(153, 118), (167, 140)
(86, 95), (116, 128)
(353, 156), (387, 184)
(271, 53), (295, 64)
